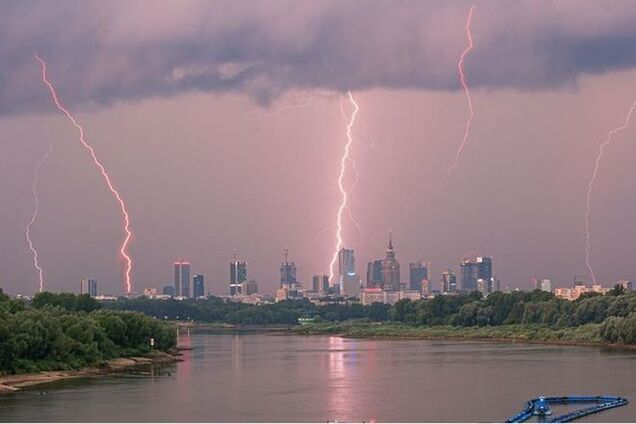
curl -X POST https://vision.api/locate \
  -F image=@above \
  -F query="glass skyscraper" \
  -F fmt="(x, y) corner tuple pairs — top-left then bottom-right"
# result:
(174, 261), (191, 298)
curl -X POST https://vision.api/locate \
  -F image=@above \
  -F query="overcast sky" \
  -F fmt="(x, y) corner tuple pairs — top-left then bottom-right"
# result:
(2, 0), (636, 295)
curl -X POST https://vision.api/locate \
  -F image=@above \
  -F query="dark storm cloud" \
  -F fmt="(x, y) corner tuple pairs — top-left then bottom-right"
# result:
(2, 0), (636, 115)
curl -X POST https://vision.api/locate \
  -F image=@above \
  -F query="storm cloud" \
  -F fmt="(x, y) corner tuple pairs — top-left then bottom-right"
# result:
(1, 0), (636, 114)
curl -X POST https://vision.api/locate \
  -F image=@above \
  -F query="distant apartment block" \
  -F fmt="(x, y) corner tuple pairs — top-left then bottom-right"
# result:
(80, 278), (98, 297)
(553, 284), (610, 301)
(360, 288), (422, 305)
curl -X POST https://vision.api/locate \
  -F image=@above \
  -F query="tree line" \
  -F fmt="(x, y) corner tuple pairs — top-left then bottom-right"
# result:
(0, 290), (176, 374)
(106, 296), (391, 325)
(105, 286), (636, 344)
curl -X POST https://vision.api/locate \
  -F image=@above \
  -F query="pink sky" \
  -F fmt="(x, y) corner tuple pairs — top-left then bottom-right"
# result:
(1, 1), (636, 295)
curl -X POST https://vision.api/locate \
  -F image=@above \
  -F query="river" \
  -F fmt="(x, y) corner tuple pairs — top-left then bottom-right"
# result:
(0, 329), (634, 422)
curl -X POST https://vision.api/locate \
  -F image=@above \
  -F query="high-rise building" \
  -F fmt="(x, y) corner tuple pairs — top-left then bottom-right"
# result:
(476, 256), (493, 281)
(338, 248), (359, 297)
(381, 233), (400, 290)
(230, 253), (248, 295)
(442, 270), (457, 293)
(367, 260), (384, 288)
(280, 249), (298, 287)
(163, 285), (175, 296)
(230, 251), (247, 295)
(174, 261), (191, 298)
(534, 278), (552, 292)
(460, 259), (479, 292)
(80, 278), (98, 297)
(244, 280), (259, 295)
(312, 274), (330, 293)
(409, 261), (429, 291)
(193, 274), (205, 298)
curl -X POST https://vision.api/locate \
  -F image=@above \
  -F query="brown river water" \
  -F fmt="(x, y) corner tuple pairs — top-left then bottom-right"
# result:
(0, 329), (634, 422)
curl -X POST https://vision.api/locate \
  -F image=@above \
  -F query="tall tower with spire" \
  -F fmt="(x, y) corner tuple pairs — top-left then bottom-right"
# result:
(381, 231), (400, 290)
(230, 250), (247, 295)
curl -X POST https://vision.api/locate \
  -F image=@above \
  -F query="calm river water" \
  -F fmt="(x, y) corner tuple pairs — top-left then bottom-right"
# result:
(0, 329), (635, 422)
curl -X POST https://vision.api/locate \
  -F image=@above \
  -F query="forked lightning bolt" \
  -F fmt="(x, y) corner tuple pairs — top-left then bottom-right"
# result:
(584, 101), (636, 284)
(25, 142), (53, 293)
(439, 5), (476, 189)
(328, 91), (359, 285)
(34, 53), (135, 294)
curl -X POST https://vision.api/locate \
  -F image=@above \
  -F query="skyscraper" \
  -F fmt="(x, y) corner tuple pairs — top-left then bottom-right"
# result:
(409, 261), (429, 291)
(193, 274), (205, 298)
(442, 270), (457, 293)
(460, 259), (478, 292)
(312, 274), (329, 293)
(174, 261), (191, 298)
(381, 233), (400, 290)
(80, 278), (98, 297)
(280, 249), (298, 286)
(366, 260), (383, 288)
(338, 248), (359, 297)
(230, 252), (248, 295)
(476, 256), (493, 281)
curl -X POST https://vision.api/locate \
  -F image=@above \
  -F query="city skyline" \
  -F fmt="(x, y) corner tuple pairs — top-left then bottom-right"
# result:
(3, 1), (636, 295)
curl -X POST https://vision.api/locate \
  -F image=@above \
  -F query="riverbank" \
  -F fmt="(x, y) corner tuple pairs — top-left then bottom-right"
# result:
(175, 321), (293, 332)
(0, 350), (181, 394)
(293, 320), (636, 350)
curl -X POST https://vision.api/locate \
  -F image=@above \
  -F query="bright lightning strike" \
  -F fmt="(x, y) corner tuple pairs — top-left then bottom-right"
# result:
(584, 100), (636, 284)
(439, 5), (476, 189)
(34, 53), (135, 294)
(328, 91), (359, 286)
(25, 142), (53, 293)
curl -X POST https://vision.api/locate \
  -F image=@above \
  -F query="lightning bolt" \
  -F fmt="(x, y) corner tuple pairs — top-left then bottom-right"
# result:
(439, 5), (476, 189)
(25, 142), (53, 293)
(584, 100), (636, 284)
(34, 53), (134, 294)
(328, 91), (359, 286)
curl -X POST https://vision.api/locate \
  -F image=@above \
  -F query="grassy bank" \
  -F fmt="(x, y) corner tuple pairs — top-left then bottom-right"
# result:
(292, 320), (634, 348)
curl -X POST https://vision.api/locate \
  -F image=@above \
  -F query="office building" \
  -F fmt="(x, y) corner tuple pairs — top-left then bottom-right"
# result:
(409, 261), (429, 291)
(460, 259), (478, 292)
(193, 274), (205, 298)
(80, 278), (98, 297)
(442, 270), (457, 293)
(366, 259), (383, 288)
(312, 274), (330, 293)
(174, 260), (191, 298)
(244, 280), (258, 295)
(230, 253), (248, 295)
(163, 285), (175, 297)
(476, 256), (493, 281)
(338, 248), (359, 297)
(280, 249), (298, 286)
(381, 233), (400, 290)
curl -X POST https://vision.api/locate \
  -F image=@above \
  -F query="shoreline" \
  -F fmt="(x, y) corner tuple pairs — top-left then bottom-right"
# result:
(293, 322), (636, 351)
(333, 333), (636, 351)
(0, 350), (182, 394)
